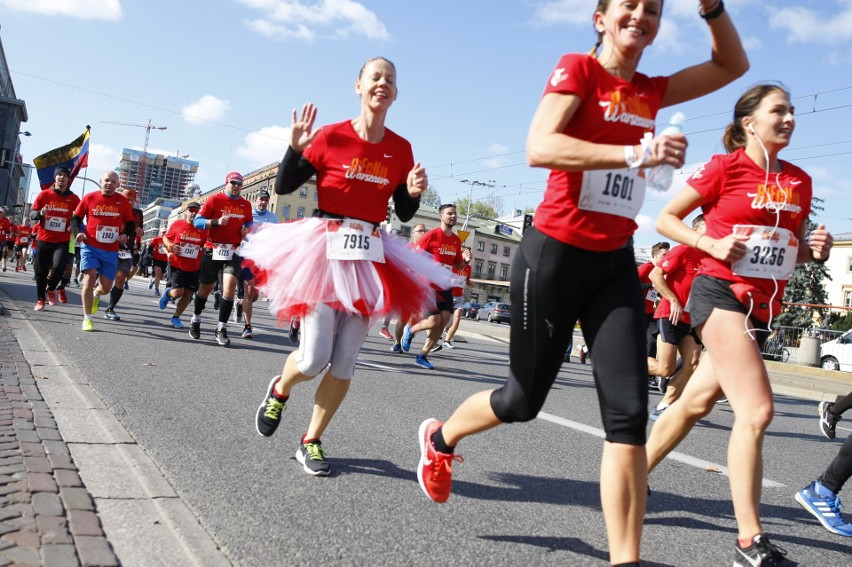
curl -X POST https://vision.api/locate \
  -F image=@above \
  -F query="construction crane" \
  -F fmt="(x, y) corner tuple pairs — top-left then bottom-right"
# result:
(102, 119), (167, 196)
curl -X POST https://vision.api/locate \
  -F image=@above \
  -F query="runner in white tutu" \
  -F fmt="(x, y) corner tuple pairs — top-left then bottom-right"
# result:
(249, 57), (456, 476)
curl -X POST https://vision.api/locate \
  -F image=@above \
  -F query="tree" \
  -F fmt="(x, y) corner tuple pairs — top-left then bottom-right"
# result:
(420, 185), (441, 209)
(455, 195), (504, 220)
(776, 197), (831, 329)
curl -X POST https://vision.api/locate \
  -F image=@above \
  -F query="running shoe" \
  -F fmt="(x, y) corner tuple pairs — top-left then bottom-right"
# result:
(215, 328), (230, 346)
(648, 377), (659, 391)
(716, 397), (729, 405)
(241, 325), (253, 339)
(379, 327), (393, 340)
(795, 481), (852, 536)
(56, 289), (67, 304)
(170, 317), (184, 329)
(415, 354), (434, 369)
(148, 277), (154, 289)
(158, 288), (171, 310)
(819, 401), (839, 440)
(189, 321), (201, 340)
(104, 309), (120, 321)
(401, 324), (413, 352)
(154, 288), (161, 297)
(255, 376), (286, 436)
(213, 291), (221, 310)
(90, 295), (100, 315)
(46, 290), (57, 306)
(21, 265), (26, 272)
(733, 534), (799, 566)
(443, 341), (454, 349)
(417, 418), (463, 503)
(288, 317), (299, 343)
(296, 440), (331, 476)
(124, 281), (129, 290)
(391, 343), (402, 353)
(657, 376), (669, 394)
(14, 266), (19, 272)
(81, 318), (94, 332)
(33, 300), (45, 312)
(649, 405), (667, 422)
(234, 301), (243, 324)
(430, 344), (443, 353)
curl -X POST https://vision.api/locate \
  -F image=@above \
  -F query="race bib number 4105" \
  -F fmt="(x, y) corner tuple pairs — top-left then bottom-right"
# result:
(326, 220), (385, 263)
(731, 225), (798, 280)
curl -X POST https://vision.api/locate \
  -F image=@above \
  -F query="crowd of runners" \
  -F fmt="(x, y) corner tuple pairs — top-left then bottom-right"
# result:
(4, 1), (852, 565)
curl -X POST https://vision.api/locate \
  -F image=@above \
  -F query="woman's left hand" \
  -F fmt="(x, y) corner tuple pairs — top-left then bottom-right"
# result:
(809, 224), (833, 261)
(407, 163), (427, 197)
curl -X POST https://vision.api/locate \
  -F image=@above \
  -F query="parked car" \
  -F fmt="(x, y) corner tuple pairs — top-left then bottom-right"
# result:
(461, 302), (482, 318)
(476, 302), (511, 324)
(820, 329), (852, 371)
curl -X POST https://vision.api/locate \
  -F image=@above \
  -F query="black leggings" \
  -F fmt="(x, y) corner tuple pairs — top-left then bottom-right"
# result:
(490, 228), (649, 445)
(820, 391), (852, 494)
(34, 240), (69, 300)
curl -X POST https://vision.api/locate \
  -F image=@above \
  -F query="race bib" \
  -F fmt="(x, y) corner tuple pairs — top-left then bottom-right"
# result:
(325, 220), (385, 263)
(19, 237), (29, 244)
(177, 243), (199, 259)
(118, 250), (132, 260)
(212, 243), (234, 261)
(645, 288), (659, 302)
(45, 216), (67, 232)
(158, 244), (168, 256)
(96, 226), (119, 244)
(731, 225), (798, 280)
(578, 169), (645, 219)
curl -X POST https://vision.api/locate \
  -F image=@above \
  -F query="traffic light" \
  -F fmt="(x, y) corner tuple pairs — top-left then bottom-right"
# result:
(522, 213), (533, 234)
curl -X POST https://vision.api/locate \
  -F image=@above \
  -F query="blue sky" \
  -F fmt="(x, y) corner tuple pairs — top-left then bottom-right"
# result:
(2, 0), (851, 246)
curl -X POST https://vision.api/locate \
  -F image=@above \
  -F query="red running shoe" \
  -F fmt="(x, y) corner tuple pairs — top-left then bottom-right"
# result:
(379, 327), (393, 340)
(417, 418), (463, 503)
(57, 289), (67, 304)
(33, 300), (46, 312)
(46, 290), (57, 306)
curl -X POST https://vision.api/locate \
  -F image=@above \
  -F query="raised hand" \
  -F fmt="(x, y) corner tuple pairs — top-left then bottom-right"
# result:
(290, 103), (319, 152)
(407, 163), (427, 197)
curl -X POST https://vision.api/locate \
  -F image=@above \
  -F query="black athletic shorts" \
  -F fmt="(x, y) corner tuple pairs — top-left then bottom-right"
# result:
(435, 289), (454, 313)
(169, 267), (200, 292)
(152, 259), (169, 272)
(199, 248), (243, 285)
(687, 275), (769, 350)
(657, 318), (697, 345)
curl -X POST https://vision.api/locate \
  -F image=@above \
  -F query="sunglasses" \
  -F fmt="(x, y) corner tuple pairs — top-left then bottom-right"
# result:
(229, 180), (243, 186)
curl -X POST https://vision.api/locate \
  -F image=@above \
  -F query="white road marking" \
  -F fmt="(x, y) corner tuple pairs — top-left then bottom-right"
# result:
(355, 360), (398, 371)
(537, 411), (786, 488)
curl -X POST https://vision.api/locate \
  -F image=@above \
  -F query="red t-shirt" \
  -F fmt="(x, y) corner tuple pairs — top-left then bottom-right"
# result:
(32, 188), (82, 243)
(303, 120), (415, 223)
(198, 193), (253, 246)
(689, 149), (812, 297)
(532, 54), (668, 251)
(417, 228), (463, 268)
(149, 236), (169, 261)
(0, 218), (11, 240)
(74, 191), (134, 252)
(452, 264), (472, 297)
(15, 225), (33, 246)
(637, 261), (657, 314)
(653, 244), (705, 325)
(165, 219), (208, 272)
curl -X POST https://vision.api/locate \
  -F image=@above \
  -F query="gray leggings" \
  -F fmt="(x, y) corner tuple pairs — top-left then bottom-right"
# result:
(296, 303), (369, 379)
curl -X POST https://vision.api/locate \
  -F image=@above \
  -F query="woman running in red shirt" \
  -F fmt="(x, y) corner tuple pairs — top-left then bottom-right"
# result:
(416, 1), (748, 564)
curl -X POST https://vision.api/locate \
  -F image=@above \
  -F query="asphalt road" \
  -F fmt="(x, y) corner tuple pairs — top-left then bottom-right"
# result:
(2, 268), (851, 566)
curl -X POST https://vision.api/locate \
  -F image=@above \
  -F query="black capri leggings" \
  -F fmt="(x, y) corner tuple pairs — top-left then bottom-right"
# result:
(489, 228), (649, 445)
(35, 240), (70, 300)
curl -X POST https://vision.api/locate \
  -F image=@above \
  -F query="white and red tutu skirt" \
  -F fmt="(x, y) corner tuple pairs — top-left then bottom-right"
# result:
(240, 217), (459, 326)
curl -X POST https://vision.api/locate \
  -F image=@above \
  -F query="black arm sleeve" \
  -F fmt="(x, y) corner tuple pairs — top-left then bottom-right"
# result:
(29, 209), (41, 221)
(274, 147), (318, 195)
(70, 215), (84, 237)
(124, 221), (135, 240)
(392, 183), (421, 223)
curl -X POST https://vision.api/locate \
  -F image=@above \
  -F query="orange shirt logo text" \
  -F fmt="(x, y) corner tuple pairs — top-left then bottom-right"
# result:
(344, 157), (390, 187)
(748, 184), (803, 215)
(599, 91), (655, 129)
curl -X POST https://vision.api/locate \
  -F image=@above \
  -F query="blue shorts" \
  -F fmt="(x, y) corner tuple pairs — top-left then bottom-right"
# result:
(80, 244), (118, 281)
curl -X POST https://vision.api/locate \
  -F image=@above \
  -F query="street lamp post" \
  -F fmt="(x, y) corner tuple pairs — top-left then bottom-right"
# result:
(458, 178), (495, 232)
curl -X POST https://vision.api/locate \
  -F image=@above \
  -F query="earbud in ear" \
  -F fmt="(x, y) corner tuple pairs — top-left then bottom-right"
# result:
(747, 123), (756, 134)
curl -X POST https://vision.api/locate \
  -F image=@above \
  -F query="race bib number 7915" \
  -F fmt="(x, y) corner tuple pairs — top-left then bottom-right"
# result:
(325, 220), (385, 263)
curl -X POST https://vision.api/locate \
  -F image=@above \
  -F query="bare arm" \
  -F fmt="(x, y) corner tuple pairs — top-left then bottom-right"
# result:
(662, 8), (749, 108)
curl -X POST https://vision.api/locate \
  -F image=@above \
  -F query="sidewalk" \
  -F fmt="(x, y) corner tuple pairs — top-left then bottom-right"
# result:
(1, 305), (118, 566)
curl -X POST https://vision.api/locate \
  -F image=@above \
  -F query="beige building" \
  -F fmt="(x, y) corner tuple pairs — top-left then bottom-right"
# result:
(824, 232), (852, 312)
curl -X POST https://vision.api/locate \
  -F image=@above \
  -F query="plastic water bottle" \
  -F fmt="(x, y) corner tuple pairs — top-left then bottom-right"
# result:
(646, 112), (685, 193)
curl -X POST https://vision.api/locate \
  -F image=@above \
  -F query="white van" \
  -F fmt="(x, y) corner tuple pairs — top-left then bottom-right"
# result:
(819, 329), (852, 372)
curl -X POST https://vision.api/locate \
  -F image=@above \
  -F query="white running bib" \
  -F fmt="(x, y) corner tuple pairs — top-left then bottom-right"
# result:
(158, 244), (168, 256)
(118, 250), (132, 260)
(18, 237), (29, 244)
(645, 288), (659, 302)
(731, 225), (798, 280)
(325, 219), (385, 263)
(45, 216), (67, 232)
(212, 243), (234, 261)
(578, 169), (645, 219)
(96, 226), (119, 244)
(177, 243), (199, 259)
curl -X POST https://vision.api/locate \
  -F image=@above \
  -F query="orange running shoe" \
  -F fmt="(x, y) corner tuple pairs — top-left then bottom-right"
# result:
(46, 290), (57, 306)
(417, 418), (463, 503)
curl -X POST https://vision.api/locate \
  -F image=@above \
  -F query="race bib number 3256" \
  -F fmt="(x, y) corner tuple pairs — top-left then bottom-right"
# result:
(731, 225), (798, 280)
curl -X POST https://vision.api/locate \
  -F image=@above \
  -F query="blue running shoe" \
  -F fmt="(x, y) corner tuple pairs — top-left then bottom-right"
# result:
(795, 481), (852, 536)
(391, 343), (402, 353)
(159, 288), (171, 310)
(170, 317), (184, 329)
(401, 324), (413, 352)
(649, 406), (667, 422)
(415, 354), (434, 370)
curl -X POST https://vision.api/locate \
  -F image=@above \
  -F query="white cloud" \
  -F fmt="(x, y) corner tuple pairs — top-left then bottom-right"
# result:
(235, 126), (290, 166)
(530, 0), (590, 26)
(237, 0), (389, 42)
(770, 2), (852, 44)
(0, 0), (122, 21)
(182, 95), (231, 125)
(482, 143), (511, 169)
(741, 35), (764, 51)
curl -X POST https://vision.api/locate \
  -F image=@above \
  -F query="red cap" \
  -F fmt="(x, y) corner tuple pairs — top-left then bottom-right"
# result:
(225, 171), (244, 184)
